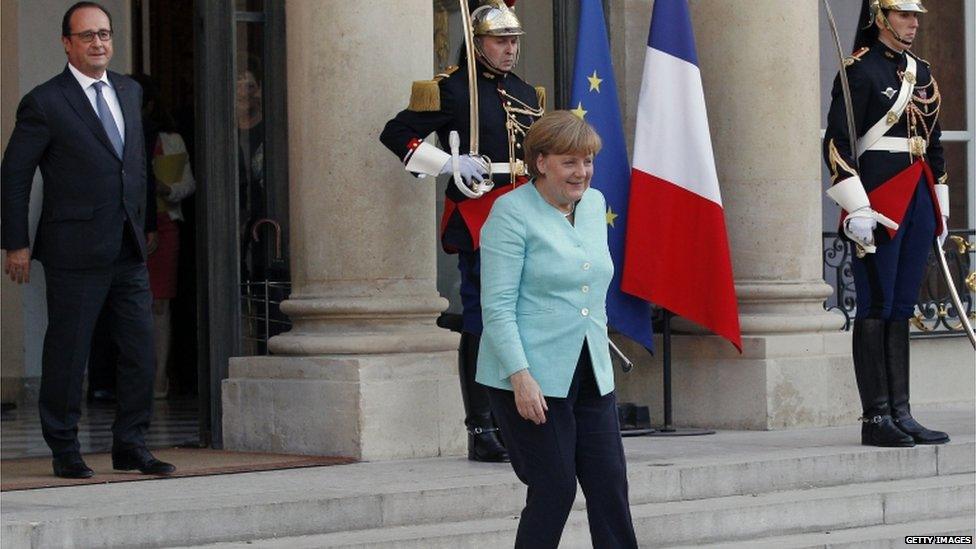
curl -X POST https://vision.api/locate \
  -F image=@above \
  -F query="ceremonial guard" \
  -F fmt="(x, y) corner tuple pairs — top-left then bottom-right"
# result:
(823, 0), (950, 447)
(380, 0), (544, 462)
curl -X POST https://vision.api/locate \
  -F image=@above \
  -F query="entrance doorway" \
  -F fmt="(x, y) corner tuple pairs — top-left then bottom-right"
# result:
(126, 0), (292, 449)
(195, 0), (290, 447)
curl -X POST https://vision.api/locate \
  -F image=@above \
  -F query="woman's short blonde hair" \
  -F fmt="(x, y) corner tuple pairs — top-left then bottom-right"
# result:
(523, 110), (602, 178)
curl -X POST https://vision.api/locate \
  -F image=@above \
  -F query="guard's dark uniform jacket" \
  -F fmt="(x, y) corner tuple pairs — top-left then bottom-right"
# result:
(823, 40), (947, 320)
(823, 41), (945, 241)
(380, 61), (543, 254)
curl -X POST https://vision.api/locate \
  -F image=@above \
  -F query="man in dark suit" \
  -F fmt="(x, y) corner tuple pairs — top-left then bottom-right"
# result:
(0, 1), (174, 478)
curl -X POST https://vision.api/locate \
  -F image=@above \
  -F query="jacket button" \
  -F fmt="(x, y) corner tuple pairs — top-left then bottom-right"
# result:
(121, 169), (126, 176)
(581, 308), (590, 316)
(581, 285), (590, 293)
(582, 262), (591, 270)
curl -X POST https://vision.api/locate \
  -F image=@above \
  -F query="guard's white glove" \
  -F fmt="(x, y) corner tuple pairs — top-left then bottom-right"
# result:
(844, 210), (877, 249)
(448, 131), (493, 199)
(441, 154), (488, 185)
(935, 183), (950, 248)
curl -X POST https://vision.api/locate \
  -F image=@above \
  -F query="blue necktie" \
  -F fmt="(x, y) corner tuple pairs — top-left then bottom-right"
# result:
(92, 81), (123, 158)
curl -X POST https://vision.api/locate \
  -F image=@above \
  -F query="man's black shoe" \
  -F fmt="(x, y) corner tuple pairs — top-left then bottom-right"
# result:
(52, 453), (94, 479)
(111, 447), (176, 475)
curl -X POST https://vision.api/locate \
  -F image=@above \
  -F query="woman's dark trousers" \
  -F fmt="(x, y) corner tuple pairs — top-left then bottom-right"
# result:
(487, 342), (637, 549)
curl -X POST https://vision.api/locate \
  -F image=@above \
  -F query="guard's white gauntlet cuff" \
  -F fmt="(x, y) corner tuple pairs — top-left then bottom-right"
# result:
(826, 176), (870, 214)
(405, 141), (451, 178)
(826, 176), (899, 231)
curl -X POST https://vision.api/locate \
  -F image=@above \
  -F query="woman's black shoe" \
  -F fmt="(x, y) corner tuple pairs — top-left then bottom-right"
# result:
(52, 453), (95, 479)
(469, 427), (510, 462)
(861, 415), (915, 447)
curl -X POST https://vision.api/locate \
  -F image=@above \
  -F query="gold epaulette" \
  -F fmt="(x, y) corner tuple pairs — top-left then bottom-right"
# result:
(534, 86), (546, 112)
(843, 47), (869, 67)
(407, 66), (460, 112)
(408, 80), (440, 112)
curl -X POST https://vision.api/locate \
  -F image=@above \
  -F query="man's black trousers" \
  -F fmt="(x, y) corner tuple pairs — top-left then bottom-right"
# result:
(39, 227), (155, 456)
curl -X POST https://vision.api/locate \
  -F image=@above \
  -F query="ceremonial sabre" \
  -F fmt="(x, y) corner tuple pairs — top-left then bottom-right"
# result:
(933, 240), (976, 349)
(449, 0), (492, 199)
(822, 0), (859, 172)
(459, 0), (479, 155)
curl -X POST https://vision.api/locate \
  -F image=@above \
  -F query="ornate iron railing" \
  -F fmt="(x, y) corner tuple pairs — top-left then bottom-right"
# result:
(822, 230), (975, 337)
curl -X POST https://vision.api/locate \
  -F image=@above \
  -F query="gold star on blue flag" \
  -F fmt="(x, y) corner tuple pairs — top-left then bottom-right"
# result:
(588, 70), (603, 92)
(571, 102), (588, 119)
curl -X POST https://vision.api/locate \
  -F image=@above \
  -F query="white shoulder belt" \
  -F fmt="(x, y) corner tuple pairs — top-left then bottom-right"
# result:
(856, 55), (917, 158)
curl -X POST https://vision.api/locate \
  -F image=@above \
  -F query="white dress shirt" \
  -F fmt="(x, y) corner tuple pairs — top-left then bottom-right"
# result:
(67, 62), (125, 145)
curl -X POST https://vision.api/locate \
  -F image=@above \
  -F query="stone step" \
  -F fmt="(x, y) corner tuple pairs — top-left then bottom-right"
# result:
(678, 516), (975, 548)
(185, 473), (975, 549)
(3, 439), (972, 548)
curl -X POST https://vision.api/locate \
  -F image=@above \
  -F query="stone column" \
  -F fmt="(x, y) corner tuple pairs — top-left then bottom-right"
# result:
(613, 0), (856, 429)
(222, 0), (465, 459)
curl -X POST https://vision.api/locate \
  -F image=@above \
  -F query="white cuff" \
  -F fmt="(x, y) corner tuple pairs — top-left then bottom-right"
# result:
(404, 141), (450, 178)
(934, 183), (949, 219)
(826, 176), (870, 213)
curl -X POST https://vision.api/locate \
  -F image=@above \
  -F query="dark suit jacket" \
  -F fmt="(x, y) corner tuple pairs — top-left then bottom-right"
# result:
(1, 66), (148, 270)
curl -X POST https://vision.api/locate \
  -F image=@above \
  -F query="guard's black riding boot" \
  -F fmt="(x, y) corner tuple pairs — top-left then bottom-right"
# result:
(459, 332), (509, 462)
(853, 319), (915, 447)
(885, 320), (950, 445)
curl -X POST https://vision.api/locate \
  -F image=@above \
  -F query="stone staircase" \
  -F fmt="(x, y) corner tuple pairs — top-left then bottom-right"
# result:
(2, 412), (973, 548)
(188, 443), (974, 548)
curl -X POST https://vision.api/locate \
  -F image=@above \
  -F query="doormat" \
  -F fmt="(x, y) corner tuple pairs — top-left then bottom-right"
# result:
(0, 448), (357, 491)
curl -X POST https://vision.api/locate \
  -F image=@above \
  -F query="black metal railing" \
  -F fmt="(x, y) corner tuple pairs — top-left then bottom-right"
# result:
(822, 229), (975, 338)
(241, 280), (292, 355)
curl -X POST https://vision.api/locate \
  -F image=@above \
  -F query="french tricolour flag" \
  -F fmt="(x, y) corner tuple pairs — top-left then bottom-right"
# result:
(621, 0), (742, 352)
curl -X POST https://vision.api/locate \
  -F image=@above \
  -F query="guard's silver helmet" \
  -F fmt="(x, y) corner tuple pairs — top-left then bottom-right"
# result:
(471, 0), (523, 37)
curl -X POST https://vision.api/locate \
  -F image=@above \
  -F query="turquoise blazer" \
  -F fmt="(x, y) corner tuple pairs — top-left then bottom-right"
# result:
(476, 182), (615, 398)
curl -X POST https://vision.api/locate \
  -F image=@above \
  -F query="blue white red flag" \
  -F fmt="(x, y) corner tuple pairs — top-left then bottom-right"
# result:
(570, 0), (654, 351)
(622, 0), (742, 351)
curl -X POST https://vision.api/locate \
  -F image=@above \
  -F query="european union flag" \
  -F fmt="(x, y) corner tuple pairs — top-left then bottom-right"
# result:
(570, 0), (654, 351)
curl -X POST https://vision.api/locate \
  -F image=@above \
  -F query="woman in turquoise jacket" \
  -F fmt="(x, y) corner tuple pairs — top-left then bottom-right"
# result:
(477, 111), (637, 548)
